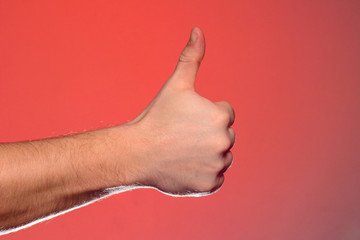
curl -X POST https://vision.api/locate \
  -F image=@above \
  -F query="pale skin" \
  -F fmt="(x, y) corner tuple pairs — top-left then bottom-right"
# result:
(0, 27), (235, 234)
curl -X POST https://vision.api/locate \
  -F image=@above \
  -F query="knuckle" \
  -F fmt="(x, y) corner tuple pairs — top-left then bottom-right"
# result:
(219, 154), (233, 174)
(214, 134), (231, 152)
(223, 101), (235, 116)
(215, 101), (235, 126)
(198, 182), (214, 192)
(202, 176), (225, 193)
(217, 175), (225, 188)
(212, 160), (226, 172)
(225, 157), (233, 171)
(214, 111), (230, 126)
(197, 178), (219, 192)
(221, 101), (232, 109)
(179, 53), (191, 63)
(229, 128), (235, 141)
(179, 51), (200, 65)
(228, 151), (234, 162)
(228, 159), (233, 170)
(201, 176), (224, 193)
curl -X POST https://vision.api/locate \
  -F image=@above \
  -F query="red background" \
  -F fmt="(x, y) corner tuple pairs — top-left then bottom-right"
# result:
(1, 0), (360, 239)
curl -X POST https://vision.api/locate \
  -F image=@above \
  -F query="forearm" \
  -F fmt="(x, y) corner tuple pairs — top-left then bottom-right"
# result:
(0, 124), (139, 232)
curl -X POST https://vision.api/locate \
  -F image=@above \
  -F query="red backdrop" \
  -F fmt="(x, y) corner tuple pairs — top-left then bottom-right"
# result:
(1, 0), (359, 239)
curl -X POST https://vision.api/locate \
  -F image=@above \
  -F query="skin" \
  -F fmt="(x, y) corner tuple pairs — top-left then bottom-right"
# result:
(0, 27), (235, 234)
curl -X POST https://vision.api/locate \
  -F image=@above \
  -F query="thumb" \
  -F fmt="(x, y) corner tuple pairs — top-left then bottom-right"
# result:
(168, 27), (205, 91)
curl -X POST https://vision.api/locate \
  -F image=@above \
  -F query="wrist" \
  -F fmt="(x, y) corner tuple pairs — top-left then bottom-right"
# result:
(95, 122), (150, 188)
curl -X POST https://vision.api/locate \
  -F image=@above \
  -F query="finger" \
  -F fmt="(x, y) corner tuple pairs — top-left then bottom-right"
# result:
(219, 151), (233, 176)
(228, 127), (235, 149)
(167, 27), (206, 91)
(214, 101), (235, 127)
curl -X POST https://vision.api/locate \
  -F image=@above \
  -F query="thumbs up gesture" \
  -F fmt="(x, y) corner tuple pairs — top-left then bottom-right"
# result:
(127, 27), (235, 196)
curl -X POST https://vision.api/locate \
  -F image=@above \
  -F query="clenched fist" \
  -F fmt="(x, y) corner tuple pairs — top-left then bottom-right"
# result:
(124, 27), (235, 196)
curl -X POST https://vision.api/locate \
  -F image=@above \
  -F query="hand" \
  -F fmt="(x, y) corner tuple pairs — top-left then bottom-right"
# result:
(128, 27), (235, 196)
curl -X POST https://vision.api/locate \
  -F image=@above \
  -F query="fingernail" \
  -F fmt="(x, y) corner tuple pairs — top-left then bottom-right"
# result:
(189, 28), (197, 44)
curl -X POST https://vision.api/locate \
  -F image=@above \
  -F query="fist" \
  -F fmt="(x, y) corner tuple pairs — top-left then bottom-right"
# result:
(129, 27), (235, 196)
